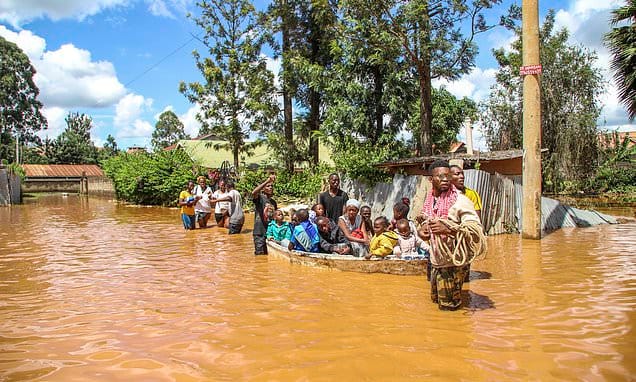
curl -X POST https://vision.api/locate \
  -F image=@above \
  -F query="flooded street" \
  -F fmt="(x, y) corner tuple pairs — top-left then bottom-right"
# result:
(1, 194), (635, 381)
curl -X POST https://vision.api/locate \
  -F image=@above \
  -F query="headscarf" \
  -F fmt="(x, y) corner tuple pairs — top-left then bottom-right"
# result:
(422, 185), (458, 219)
(345, 198), (361, 210)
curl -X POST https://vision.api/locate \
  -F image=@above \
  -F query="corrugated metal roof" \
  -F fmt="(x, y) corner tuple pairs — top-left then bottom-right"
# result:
(22, 164), (105, 177)
(175, 139), (334, 168)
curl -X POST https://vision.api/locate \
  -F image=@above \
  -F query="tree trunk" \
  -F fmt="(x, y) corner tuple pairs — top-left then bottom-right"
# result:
(418, 10), (433, 156)
(373, 65), (384, 144)
(281, 0), (294, 173)
(308, 89), (320, 165)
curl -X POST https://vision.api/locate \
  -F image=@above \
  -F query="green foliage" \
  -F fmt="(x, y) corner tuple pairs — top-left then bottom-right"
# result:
(48, 113), (99, 164)
(0, 36), (47, 163)
(604, 1), (636, 120)
(237, 165), (332, 205)
(339, 0), (518, 155)
(481, 11), (605, 193)
(181, 0), (279, 170)
(331, 134), (407, 185)
(586, 131), (636, 193)
(151, 110), (189, 152)
(102, 150), (203, 206)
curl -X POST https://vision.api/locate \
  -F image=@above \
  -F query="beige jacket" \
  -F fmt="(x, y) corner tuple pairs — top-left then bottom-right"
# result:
(429, 194), (482, 268)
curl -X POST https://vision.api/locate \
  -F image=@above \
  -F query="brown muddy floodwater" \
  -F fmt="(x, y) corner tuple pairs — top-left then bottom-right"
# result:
(1, 194), (635, 381)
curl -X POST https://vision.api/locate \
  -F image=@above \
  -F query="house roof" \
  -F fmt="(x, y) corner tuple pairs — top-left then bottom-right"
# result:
(22, 164), (105, 178)
(174, 139), (334, 169)
(376, 149), (526, 169)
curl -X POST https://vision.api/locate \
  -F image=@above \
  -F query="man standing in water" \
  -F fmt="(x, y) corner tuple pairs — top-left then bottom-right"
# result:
(449, 165), (482, 220)
(318, 173), (349, 223)
(449, 164), (484, 282)
(251, 174), (277, 255)
(417, 160), (486, 311)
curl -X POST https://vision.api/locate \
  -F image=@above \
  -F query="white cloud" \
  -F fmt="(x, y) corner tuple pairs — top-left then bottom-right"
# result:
(179, 104), (201, 137)
(433, 67), (498, 103)
(114, 93), (154, 138)
(554, 0), (633, 129)
(39, 106), (68, 140)
(0, 26), (127, 109)
(0, 0), (130, 26)
(147, 0), (174, 18)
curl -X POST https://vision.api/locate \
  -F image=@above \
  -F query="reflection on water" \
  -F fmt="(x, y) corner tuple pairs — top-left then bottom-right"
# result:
(1, 194), (635, 381)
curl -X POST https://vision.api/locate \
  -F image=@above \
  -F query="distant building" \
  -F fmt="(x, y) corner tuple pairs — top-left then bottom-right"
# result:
(126, 146), (147, 154)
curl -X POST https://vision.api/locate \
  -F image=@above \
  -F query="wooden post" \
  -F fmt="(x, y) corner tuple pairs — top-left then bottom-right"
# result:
(522, 0), (542, 239)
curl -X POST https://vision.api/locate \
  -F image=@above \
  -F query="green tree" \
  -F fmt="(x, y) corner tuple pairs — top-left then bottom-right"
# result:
(604, 0), (636, 120)
(151, 110), (189, 151)
(343, 0), (518, 155)
(481, 11), (605, 192)
(50, 112), (99, 164)
(180, 0), (279, 170)
(0, 36), (48, 163)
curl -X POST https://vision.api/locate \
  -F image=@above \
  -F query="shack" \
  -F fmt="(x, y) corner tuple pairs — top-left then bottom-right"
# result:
(21, 164), (114, 195)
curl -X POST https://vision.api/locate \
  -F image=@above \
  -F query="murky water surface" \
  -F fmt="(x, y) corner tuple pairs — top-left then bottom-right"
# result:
(1, 195), (635, 381)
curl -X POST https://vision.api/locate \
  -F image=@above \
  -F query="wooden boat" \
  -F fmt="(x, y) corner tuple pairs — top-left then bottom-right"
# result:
(266, 241), (427, 276)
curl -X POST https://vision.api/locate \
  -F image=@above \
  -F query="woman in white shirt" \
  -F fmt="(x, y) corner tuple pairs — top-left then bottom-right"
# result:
(194, 176), (213, 228)
(211, 178), (231, 227)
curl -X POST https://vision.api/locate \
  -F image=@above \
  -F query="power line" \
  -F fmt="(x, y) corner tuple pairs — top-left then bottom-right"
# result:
(123, 33), (202, 87)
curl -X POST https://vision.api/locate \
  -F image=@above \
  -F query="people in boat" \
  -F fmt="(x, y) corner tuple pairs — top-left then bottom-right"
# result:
(449, 165), (482, 220)
(337, 199), (369, 258)
(178, 180), (200, 230)
(417, 160), (486, 311)
(193, 175), (213, 228)
(251, 174), (277, 255)
(316, 215), (352, 255)
(393, 218), (429, 258)
(360, 205), (373, 238)
(216, 180), (244, 234)
(267, 209), (292, 247)
(318, 173), (349, 223)
(367, 216), (398, 259)
(389, 201), (417, 234)
(287, 208), (320, 252)
(211, 178), (230, 227)
(309, 203), (325, 225)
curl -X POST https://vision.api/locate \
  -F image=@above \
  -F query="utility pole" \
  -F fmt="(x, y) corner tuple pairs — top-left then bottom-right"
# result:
(521, 0), (542, 239)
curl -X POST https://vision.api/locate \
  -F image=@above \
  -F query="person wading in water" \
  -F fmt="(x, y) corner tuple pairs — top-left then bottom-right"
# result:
(417, 160), (486, 311)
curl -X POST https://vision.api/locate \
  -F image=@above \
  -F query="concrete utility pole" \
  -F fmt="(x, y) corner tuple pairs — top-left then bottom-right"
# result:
(521, 0), (542, 239)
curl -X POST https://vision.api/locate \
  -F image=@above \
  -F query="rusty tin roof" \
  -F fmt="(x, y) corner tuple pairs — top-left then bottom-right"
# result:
(22, 164), (105, 178)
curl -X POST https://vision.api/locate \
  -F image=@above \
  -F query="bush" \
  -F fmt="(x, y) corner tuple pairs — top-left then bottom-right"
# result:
(103, 149), (204, 206)
(236, 164), (333, 207)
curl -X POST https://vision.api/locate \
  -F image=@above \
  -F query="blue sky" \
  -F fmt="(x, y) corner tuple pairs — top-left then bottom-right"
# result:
(0, 0), (633, 150)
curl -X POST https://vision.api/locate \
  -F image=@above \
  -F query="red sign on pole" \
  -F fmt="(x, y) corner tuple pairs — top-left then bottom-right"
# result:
(520, 64), (543, 76)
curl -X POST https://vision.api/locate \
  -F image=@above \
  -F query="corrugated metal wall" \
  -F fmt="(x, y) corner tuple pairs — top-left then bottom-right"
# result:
(342, 170), (616, 236)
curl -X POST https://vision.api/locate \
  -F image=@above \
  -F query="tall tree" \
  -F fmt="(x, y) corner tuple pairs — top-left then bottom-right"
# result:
(0, 36), (48, 163)
(50, 113), (99, 164)
(344, 0), (518, 155)
(481, 11), (605, 192)
(151, 110), (189, 151)
(180, 0), (279, 170)
(604, 0), (636, 120)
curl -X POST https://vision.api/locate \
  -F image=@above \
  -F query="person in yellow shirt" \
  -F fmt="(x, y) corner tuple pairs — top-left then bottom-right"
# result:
(178, 180), (200, 230)
(367, 216), (398, 259)
(449, 165), (482, 220)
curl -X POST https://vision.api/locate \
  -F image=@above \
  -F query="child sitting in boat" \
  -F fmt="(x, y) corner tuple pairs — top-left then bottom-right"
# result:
(367, 216), (399, 259)
(267, 209), (292, 247)
(360, 205), (373, 238)
(288, 209), (320, 253)
(309, 203), (325, 225)
(393, 218), (429, 259)
(316, 216), (352, 255)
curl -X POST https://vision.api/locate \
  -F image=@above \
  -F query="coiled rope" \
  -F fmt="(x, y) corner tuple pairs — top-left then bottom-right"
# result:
(429, 220), (487, 267)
